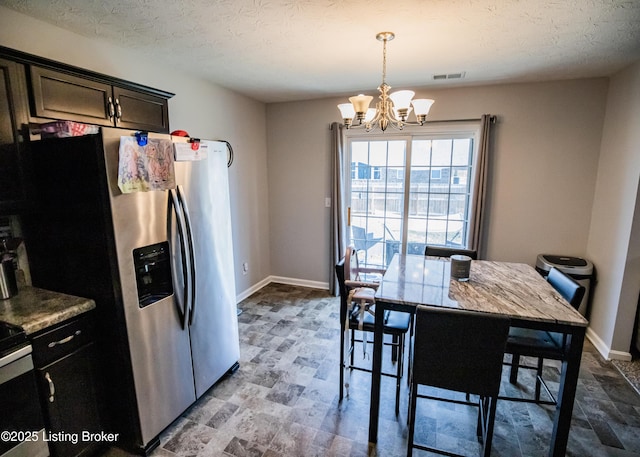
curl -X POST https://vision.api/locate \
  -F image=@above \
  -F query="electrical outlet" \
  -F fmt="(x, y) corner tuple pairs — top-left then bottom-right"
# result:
(242, 262), (249, 275)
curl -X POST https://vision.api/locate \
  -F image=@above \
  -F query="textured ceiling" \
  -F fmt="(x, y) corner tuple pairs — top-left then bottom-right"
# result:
(2, 0), (640, 103)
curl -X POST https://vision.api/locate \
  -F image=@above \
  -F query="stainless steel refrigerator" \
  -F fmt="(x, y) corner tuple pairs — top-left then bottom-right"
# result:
(23, 127), (240, 454)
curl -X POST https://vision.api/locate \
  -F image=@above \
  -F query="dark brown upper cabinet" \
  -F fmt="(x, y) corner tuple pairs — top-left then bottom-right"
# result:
(0, 46), (174, 213)
(29, 66), (170, 133)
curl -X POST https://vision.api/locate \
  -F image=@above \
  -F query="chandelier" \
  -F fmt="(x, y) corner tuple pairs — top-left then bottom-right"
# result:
(337, 32), (434, 132)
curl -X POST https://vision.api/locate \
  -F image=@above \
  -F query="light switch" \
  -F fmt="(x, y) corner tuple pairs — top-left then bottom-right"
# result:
(325, 198), (331, 208)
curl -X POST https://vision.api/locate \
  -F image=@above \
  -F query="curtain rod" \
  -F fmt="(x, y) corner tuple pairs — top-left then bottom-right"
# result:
(425, 115), (497, 124)
(329, 115), (496, 130)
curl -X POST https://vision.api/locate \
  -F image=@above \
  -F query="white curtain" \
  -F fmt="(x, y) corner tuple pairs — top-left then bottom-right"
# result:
(468, 114), (495, 258)
(330, 122), (347, 295)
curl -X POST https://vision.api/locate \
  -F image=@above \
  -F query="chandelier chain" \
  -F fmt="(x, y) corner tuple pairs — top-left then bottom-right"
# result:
(382, 37), (387, 86)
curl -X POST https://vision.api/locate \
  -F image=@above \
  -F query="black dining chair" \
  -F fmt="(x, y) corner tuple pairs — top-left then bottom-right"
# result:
(407, 306), (510, 457)
(424, 245), (478, 260)
(335, 247), (411, 416)
(504, 267), (585, 404)
(420, 244), (478, 390)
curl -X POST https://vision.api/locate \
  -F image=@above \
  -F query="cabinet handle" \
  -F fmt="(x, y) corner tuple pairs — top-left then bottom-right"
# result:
(45, 372), (55, 403)
(115, 98), (122, 122)
(48, 330), (81, 348)
(108, 96), (115, 121)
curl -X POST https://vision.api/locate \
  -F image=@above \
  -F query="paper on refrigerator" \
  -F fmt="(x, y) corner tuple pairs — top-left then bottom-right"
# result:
(117, 136), (176, 193)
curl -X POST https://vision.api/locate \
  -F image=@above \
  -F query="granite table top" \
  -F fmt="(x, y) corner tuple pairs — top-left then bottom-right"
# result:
(376, 254), (588, 327)
(0, 286), (96, 335)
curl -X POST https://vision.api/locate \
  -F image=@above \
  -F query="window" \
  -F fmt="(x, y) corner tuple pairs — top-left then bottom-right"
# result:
(346, 123), (480, 268)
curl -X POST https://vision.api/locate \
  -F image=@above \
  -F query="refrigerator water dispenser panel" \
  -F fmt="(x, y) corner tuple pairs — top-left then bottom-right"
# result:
(133, 242), (174, 308)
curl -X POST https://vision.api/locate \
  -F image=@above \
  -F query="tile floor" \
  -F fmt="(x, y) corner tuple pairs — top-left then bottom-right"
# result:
(107, 283), (640, 457)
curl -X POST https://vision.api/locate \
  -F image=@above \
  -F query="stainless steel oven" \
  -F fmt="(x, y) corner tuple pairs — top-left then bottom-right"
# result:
(0, 321), (48, 457)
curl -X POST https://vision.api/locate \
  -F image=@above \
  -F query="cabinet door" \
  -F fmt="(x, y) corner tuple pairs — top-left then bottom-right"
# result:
(113, 86), (170, 133)
(0, 57), (29, 212)
(30, 66), (113, 126)
(37, 343), (103, 457)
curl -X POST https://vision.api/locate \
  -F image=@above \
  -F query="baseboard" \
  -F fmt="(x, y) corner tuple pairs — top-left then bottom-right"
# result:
(608, 349), (633, 361)
(236, 276), (329, 304)
(235, 277), (271, 303)
(586, 327), (633, 361)
(268, 275), (329, 290)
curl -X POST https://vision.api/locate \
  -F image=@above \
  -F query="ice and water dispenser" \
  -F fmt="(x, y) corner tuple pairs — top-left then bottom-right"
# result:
(133, 242), (174, 308)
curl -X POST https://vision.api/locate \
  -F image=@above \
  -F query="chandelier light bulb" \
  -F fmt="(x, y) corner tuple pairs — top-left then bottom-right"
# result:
(394, 106), (413, 120)
(364, 108), (376, 122)
(412, 99), (435, 116)
(349, 94), (374, 115)
(389, 90), (415, 110)
(337, 103), (355, 120)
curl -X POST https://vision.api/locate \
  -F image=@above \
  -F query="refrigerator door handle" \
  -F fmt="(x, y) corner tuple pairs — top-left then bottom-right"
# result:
(176, 185), (197, 326)
(169, 189), (190, 330)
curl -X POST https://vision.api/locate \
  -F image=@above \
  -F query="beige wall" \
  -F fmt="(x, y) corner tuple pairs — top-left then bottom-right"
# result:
(0, 6), (271, 298)
(267, 79), (607, 283)
(266, 99), (338, 285)
(586, 61), (640, 358)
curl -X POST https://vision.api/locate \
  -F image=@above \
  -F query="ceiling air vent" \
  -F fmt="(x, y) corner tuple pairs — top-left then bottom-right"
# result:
(433, 72), (466, 80)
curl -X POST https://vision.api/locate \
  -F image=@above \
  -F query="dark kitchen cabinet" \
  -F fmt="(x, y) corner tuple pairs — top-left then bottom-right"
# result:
(30, 66), (170, 133)
(32, 312), (104, 457)
(0, 45), (174, 212)
(0, 57), (29, 212)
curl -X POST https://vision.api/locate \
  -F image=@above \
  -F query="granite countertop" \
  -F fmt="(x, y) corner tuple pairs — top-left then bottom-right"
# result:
(0, 286), (96, 335)
(376, 254), (589, 327)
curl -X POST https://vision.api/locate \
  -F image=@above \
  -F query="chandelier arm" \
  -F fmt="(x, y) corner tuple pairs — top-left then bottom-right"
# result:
(347, 118), (422, 131)
(364, 102), (384, 127)
(386, 104), (402, 123)
(389, 121), (408, 131)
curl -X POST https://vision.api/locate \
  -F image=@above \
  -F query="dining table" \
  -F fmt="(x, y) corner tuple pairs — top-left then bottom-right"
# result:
(369, 254), (589, 457)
